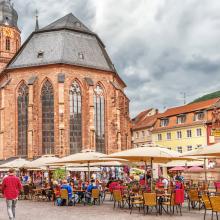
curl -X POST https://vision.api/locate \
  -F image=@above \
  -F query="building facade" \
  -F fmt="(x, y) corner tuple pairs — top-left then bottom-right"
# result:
(152, 98), (220, 152)
(131, 108), (158, 147)
(0, 4), (131, 159)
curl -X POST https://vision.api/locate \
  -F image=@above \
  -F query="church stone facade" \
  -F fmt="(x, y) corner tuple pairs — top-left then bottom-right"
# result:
(0, 1), (131, 159)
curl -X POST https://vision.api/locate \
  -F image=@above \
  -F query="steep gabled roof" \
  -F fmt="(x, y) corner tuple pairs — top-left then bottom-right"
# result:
(6, 13), (121, 77)
(132, 109), (159, 130)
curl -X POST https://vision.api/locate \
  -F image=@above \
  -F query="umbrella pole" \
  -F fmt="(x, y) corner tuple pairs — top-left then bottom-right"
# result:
(88, 162), (90, 182)
(144, 161), (147, 189)
(151, 158), (153, 191)
(204, 158), (207, 182)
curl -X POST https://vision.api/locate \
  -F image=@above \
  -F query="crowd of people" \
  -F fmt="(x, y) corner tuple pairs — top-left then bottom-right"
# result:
(0, 167), (188, 220)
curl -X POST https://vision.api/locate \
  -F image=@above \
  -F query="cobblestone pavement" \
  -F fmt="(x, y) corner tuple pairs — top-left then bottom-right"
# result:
(0, 198), (208, 220)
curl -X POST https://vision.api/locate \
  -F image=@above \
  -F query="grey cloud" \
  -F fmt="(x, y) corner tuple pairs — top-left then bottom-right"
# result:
(11, 0), (220, 117)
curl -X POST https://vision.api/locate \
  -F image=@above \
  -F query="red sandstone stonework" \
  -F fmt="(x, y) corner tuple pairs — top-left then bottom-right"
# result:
(0, 64), (131, 159)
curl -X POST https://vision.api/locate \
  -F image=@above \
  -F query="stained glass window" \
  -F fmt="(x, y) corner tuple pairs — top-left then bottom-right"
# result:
(69, 81), (82, 154)
(94, 85), (105, 153)
(17, 83), (28, 156)
(41, 80), (54, 154)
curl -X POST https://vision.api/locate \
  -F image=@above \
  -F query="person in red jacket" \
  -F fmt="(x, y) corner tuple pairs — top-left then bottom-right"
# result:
(2, 168), (22, 220)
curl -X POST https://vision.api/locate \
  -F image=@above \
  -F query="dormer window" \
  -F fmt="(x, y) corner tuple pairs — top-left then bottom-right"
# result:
(78, 52), (84, 59)
(37, 51), (44, 58)
(176, 114), (186, 124)
(6, 37), (10, 51)
(4, 17), (9, 26)
(194, 111), (204, 121)
(75, 22), (81, 27)
(160, 118), (169, 127)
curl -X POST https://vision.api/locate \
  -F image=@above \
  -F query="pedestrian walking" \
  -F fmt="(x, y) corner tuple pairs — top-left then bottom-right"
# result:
(2, 168), (22, 220)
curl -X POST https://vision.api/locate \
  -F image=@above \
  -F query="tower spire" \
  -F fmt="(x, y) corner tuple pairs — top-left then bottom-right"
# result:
(35, 9), (39, 31)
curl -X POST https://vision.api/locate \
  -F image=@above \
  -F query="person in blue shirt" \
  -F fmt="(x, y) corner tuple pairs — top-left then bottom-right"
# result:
(87, 179), (97, 193)
(85, 179), (97, 204)
(61, 180), (73, 200)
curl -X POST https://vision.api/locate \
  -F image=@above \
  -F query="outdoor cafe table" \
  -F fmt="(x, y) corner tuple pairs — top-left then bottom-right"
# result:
(32, 187), (52, 201)
(72, 189), (86, 205)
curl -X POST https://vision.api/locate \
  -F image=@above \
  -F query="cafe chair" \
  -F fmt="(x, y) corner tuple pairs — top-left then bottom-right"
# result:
(202, 194), (212, 220)
(60, 189), (69, 206)
(188, 189), (202, 210)
(162, 193), (177, 215)
(210, 196), (220, 220)
(92, 189), (101, 205)
(113, 190), (126, 209)
(130, 195), (143, 214)
(143, 193), (158, 215)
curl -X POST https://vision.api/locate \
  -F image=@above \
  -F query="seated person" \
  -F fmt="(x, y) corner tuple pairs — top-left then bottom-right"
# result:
(61, 180), (76, 204)
(53, 181), (61, 198)
(87, 179), (98, 193)
(85, 179), (98, 203)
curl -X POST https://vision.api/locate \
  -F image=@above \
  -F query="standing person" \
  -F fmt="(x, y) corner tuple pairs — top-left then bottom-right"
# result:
(2, 168), (22, 220)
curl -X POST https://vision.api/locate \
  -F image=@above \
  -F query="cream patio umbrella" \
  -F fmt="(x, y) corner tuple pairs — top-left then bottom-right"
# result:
(182, 143), (220, 157)
(0, 158), (31, 171)
(165, 159), (204, 168)
(106, 146), (191, 189)
(52, 151), (128, 180)
(24, 155), (60, 170)
(182, 144), (220, 181)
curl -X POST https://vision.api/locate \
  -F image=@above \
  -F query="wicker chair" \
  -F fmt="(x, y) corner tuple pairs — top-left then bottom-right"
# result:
(202, 194), (212, 220)
(130, 195), (143, 214)
(162, 193), (178, 215)
(143, 193), (158, 215)
(92, 189), (101, 205)
(210, 196), (220, 220)
(60, 189), (69, 206)
(113, 190), (126, 208)
(188, 189), (202, 210)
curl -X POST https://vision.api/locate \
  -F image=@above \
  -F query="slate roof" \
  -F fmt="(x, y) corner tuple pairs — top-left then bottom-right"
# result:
(40, 13), (92, 34)
(7, 13), (116, 73)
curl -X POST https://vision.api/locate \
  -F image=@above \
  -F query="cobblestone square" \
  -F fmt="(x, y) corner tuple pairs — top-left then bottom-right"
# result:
(0, 199), (207, 220)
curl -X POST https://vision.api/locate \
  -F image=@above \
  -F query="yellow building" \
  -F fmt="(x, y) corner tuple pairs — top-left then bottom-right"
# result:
(152, 98), (220, 152)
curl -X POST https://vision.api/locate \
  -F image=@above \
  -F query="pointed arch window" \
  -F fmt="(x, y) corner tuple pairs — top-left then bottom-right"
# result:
(69, 81), (82, 154)
(6, 37), (10, 51)
(17, 83), (29, 156)
(41, 80), (54, 154)
(94, 85), (105, 153)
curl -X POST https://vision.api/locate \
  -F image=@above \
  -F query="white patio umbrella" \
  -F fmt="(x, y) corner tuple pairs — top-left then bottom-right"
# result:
(67, 167), (101, 172)
(182, 143), (220, 157)
(52, 151), (128, 180)
(106, 146), (191, 189)
(182, 144), (220, 181)
(0, 158), (30, 170)
(24, 155), (60, 170)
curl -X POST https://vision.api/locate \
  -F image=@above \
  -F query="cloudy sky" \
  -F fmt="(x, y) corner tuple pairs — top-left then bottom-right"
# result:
(14, 0), (220, 117)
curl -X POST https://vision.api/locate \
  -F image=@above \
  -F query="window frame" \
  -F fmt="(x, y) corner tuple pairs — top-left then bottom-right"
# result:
(41, 80), (54, 155)
(166, 132), (171, 140)
(177, 131), (182, 139)
(17, 83), (29, 156)
(69, 81), (82, 154)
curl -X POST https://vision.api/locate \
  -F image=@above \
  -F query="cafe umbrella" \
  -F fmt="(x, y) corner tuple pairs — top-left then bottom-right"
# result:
(181, 143), (220, 181)
(105, 145), (192, 190)
(51, 150), (128, 181)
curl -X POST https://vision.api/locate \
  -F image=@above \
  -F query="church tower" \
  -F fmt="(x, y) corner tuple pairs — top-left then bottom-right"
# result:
(0, 0), (20, 72)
